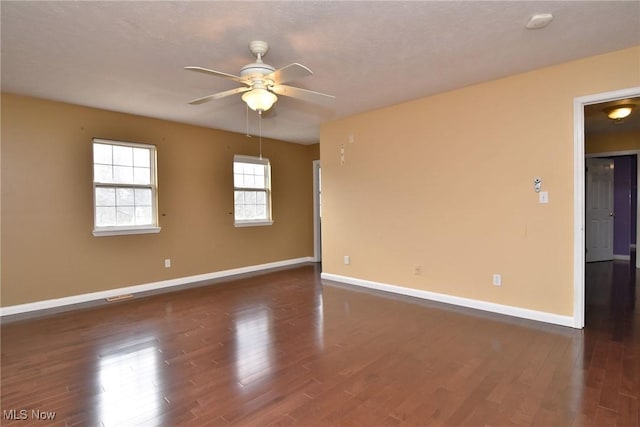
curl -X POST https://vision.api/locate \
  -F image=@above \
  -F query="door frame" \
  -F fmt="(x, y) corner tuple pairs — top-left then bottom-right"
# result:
(573, 86), (640, 328)
(313, 160), (322, 262)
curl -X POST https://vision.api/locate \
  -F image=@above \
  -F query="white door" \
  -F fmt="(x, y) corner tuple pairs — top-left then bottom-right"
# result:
(586, 158), (614, 262)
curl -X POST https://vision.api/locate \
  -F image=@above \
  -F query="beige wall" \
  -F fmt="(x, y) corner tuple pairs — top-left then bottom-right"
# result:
(1, 94), (319, 306)
(586, 129), (640, 154)
(320, 46), (640, 317)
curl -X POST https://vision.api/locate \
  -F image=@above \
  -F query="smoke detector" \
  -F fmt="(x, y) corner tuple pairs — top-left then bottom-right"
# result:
(526, 13), (553, 29)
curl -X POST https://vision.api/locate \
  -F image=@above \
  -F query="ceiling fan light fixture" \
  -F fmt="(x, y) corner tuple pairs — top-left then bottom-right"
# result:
(605, 104), (634, 121)
(242, 88), (277, 112)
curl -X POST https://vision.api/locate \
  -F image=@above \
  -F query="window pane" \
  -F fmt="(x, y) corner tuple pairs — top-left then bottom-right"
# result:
(234, 191), (244, 203)
(95, 188), (115, 206)
(94, 143), (112, 164)
(116, 207), (135, 225)
(135, 188), (152, 206)
(133, 167), (151, 185)
(235, 204), (246, 220)
(234, 161), (266, 190)
(256, 192), (266, 204)
(113, 166), (134, 184)
(245, 191), (256, 204)
(94, 165), (113, 183)
(113, 145), (133, 166)
(96, 187), (154, 226)
(244, 174), (256, 187)
(135, 207), (152, 225)
(256, 205), (266, 219)
(133, 148), (150, 168)
(116, 188), (135, 206)
(245, 204), (256, 219)
(96, 206), (117, 226)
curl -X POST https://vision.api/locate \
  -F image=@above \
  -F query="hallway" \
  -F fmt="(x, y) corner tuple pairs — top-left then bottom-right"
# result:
(583, 255), (640, 425)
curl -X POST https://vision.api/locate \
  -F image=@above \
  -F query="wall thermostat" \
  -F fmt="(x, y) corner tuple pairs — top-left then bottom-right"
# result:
(534, 178), (542, 193)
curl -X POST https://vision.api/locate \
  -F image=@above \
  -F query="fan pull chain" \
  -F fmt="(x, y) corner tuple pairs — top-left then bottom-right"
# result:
(245, 104), (251, 138)
(258, 110), (263, 160)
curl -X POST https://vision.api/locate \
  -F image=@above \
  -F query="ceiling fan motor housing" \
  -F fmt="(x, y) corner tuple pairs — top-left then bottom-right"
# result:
(240, 41), (275, 79)
(240, 62), (276, 78)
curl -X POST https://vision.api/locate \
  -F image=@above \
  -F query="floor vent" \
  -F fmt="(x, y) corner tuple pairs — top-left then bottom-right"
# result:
(105, 294), (134, 303)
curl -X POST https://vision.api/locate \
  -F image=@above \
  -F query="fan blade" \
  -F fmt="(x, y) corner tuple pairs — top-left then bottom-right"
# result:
(188, 87), (251, 105)
(265, 63), (312, 85)
(271, 85), (335, 106)
(184, 66), (246, 83)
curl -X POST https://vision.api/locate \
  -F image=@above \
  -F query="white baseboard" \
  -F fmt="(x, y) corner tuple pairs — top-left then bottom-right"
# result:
(614, 254), (631, 261)
(321, 273), (577, 328)
(1, 257), (314, 317)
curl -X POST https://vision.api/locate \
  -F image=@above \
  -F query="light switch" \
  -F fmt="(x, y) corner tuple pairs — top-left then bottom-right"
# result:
(539, 191), (549, 204)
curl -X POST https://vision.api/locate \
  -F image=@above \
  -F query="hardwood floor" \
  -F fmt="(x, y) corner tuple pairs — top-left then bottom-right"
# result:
(1, 261), (638, 426)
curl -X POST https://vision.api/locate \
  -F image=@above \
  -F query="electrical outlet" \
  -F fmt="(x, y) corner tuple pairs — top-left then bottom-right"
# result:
(164, 259), (171, 268)
(414, 264), (422, 275)
(344, 255), (350, 265)
(493, 274), (501, 286)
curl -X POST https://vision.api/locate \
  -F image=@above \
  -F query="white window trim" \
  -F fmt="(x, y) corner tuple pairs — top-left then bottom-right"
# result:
(234, 219), (274, 228)
(233, 155), (273, 227)
(92, 138), (161, 237)
(93, 226), (161, 237)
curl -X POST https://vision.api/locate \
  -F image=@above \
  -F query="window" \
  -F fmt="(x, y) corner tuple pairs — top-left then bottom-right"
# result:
(233, 155), (272, 227)
(92, 138), (160, 236)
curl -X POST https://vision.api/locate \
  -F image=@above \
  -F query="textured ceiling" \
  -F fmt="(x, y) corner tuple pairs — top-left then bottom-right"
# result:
(2, 1), (639, 144)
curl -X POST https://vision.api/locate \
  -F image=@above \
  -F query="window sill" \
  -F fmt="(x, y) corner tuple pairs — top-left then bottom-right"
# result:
(234, 220), (274, 228)
(93, 226), (161, 237)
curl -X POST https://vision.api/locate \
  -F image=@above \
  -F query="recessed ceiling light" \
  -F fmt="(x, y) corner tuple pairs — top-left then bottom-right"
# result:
(526, 13), (553, 29)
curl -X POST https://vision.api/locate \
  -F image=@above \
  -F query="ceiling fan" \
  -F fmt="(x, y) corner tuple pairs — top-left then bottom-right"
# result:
(185, 40), (335, 113)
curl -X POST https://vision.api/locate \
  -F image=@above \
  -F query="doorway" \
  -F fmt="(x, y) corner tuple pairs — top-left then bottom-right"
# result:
(313, 160), (322, 262)
(574, 86), (640, 328)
